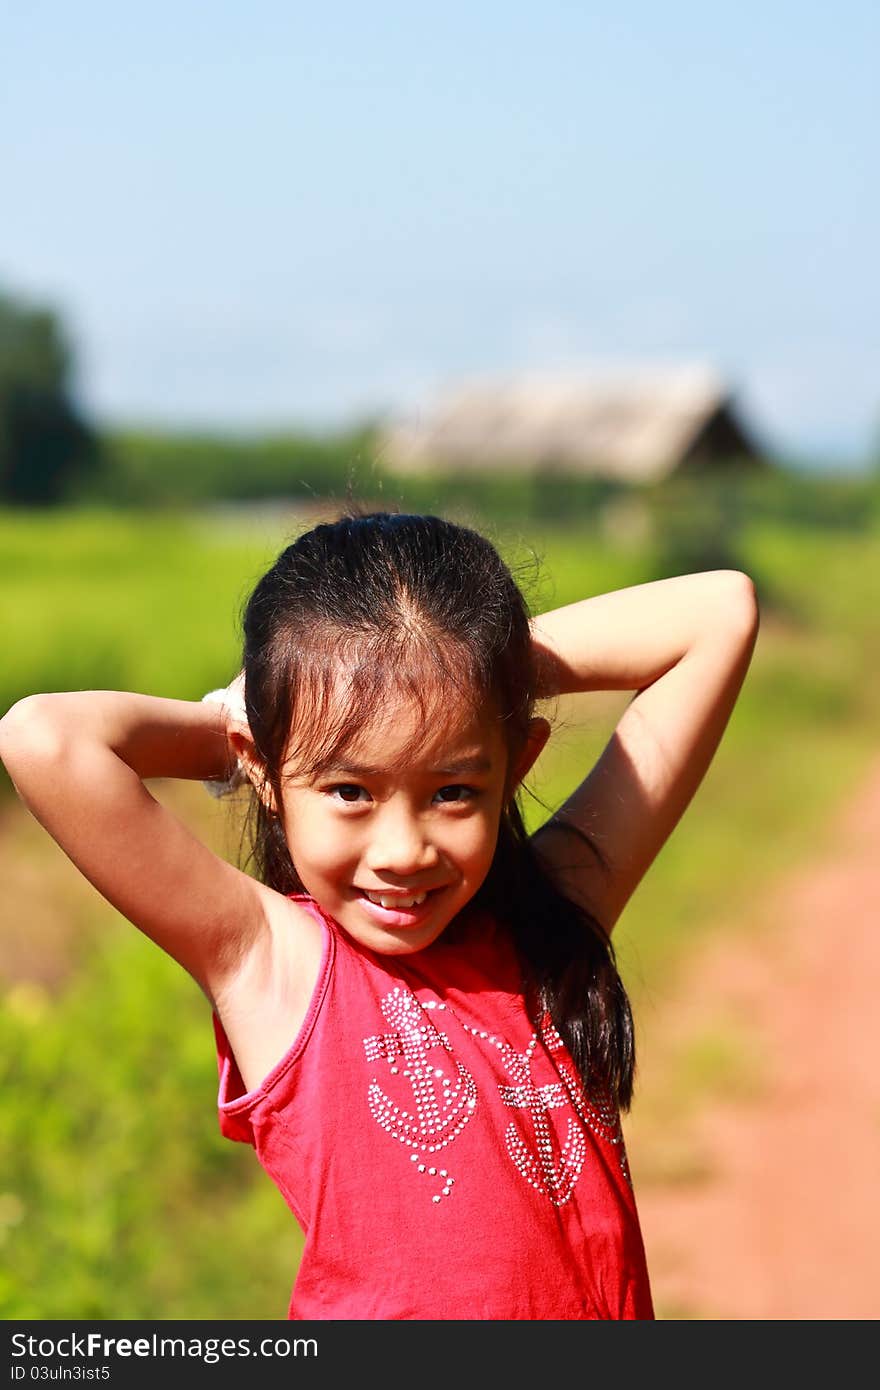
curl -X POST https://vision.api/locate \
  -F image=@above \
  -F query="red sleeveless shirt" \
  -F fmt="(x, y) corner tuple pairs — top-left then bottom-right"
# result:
(213, 895), (655, 1320)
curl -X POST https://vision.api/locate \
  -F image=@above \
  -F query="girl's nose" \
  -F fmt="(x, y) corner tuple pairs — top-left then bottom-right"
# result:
(363, 810), (440, 876)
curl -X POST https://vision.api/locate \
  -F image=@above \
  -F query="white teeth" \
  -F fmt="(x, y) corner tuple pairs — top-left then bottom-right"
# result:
(364, 891), (427, 909)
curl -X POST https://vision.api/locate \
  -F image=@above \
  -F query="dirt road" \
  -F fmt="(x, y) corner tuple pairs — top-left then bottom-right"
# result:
(626, 753), (880, 1319)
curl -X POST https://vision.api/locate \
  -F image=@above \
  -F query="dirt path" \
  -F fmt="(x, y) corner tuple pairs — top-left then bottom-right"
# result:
(626, 753), (880, 1320)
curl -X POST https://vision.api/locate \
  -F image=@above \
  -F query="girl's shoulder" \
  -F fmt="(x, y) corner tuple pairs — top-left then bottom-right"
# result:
(211, 885), (325, 1094)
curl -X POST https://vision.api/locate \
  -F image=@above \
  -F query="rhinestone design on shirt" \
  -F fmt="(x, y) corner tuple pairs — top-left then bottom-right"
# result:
(363, 986), (630, 1206)
(469, 1015), (631, 1198)
(363, 986), (477, 1202)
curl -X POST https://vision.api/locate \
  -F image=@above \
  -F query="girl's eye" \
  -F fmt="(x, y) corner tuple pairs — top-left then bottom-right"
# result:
(434, 784), (476, 804)
(330, 784), (369, 803)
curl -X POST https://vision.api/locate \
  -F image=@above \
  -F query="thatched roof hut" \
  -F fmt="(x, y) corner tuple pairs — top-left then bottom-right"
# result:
(380, 365), (764, 482)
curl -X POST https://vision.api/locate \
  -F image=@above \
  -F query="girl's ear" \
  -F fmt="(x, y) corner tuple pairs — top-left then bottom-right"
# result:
(509, 717), (552, 793)
(229, 728), (279, 815)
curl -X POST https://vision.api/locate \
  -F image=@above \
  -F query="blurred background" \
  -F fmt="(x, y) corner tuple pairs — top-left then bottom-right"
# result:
(2, 2), (878, 1319)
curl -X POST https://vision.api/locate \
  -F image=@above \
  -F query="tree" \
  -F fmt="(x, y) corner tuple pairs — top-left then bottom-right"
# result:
(0, 288), (100, 504)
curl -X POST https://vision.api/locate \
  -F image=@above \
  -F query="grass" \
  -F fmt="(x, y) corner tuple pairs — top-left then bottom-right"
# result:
(1, 485), (879, 1317)
(0, 935), (298, 1319)
(0, 508), (280, 719)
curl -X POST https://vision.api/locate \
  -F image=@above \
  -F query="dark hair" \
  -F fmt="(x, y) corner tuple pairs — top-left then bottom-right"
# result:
(238, 510), (635, 1109)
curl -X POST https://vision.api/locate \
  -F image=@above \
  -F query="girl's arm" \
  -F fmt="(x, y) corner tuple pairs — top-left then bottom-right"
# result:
(0, 691), (302, 1006)
(528, 569), (760, 932)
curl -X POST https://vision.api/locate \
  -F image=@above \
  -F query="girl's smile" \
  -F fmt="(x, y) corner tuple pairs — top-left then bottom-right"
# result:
(353, 885), (446, 930)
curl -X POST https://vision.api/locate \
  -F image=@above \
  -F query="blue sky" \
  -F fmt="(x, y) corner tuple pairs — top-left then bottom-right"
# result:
(3, 2), (878, 465)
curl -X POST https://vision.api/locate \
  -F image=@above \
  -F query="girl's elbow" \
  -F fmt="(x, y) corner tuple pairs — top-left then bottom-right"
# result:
(714, 569), (760, 634)
(0, 695), (68, 771)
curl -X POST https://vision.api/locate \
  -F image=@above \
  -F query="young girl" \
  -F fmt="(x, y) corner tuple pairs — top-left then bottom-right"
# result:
(0, 510), (759, 1321)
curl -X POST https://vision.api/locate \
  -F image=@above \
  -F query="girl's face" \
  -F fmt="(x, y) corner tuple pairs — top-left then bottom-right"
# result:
(275, 696), (547, 955)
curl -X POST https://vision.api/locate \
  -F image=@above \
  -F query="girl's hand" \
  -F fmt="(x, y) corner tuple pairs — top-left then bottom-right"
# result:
(200, 673), (249, 797)
(225, 669), (247, 721)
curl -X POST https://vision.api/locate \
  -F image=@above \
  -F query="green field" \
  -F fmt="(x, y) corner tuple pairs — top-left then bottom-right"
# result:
(2, 478), (879, 1317)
